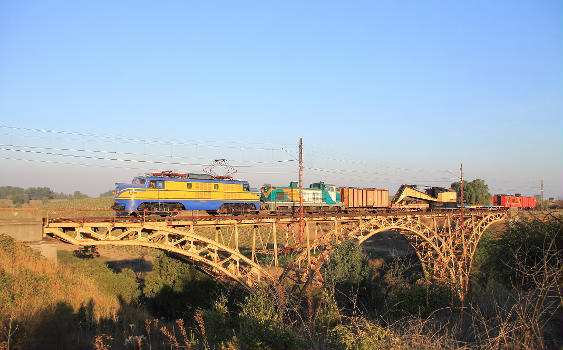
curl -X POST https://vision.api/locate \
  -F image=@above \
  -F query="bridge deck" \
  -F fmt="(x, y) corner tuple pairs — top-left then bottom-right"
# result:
(44, 209), (505, 226)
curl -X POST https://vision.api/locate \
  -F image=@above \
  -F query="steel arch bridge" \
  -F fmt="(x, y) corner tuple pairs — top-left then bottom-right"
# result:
(43, 210), (507, 301)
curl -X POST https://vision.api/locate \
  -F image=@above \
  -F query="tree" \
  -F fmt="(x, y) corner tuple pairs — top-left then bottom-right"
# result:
(25, 187), (55, 200)
(72, 191), (88, 199)
(98, 190), (114, 197)
(11, 193), (29, 206)
(451, 178), (492, 205)
(0, 186), (25, 199)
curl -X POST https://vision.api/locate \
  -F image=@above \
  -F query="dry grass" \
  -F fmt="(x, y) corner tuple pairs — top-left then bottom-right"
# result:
(0, 235), (120, 322)
(42, 197), (115, 218)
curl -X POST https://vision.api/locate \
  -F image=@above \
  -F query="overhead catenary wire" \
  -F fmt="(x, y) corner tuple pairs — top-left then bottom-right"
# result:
(0, 156), (162, 172)
(0, 146), (229, 167)
(0, 144), (296, 166)
(0, 157), (298, 176)
(0, 125), (292, 152)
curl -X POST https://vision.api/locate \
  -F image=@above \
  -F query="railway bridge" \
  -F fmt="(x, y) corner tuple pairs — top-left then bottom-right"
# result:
(43, 210), (507, 301)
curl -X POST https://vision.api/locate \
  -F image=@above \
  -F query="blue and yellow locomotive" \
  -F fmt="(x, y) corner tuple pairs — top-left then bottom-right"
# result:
(112, 172), (260, 215)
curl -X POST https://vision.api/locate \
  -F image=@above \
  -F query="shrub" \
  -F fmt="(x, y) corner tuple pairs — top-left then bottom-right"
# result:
(202, 294), (233, 347)
(325, 240), (371, 286)
(385, 281), (452, 317)
(473, 214), (562, 291)
(58, 251), (140, 304)
(143, 254), (218, 319)
(236, 287), (300, 350)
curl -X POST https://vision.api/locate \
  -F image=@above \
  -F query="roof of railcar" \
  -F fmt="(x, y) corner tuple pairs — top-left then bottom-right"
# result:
(144, 175), (250, 184)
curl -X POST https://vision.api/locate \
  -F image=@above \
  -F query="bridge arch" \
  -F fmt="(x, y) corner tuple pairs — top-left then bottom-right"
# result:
(355, 227), (429, 279)
(44, 224), (276, 289)
(352, 224), (454, 283)
(464, 212), (508, 276)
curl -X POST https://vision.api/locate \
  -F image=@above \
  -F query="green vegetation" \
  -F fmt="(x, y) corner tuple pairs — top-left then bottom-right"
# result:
(143, 254), (219, 319)
(451, 178), (492, 205)
(99, 190), (114, 197)
(325, 240), (371, 286)
(472, 213), (562, 291)
(58, 251), (140, 304)
(0, 186), (89, 205)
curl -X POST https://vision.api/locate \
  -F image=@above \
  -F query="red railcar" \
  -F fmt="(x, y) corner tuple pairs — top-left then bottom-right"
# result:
(492, 195), (536, 208)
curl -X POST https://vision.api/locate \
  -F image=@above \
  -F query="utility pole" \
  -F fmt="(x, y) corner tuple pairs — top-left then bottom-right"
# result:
(460, 163), (464, 208)
(459, 162), (465, 307)
(540, 179), (544, 210)
(299, 138), (304, 244)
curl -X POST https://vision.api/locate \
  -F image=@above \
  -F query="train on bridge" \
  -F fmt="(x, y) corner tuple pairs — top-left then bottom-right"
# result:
(492, 194), (536, 208)
(111, 171), (481, 216)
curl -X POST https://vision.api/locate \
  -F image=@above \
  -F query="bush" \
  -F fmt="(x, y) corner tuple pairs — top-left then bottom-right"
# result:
(10, 194), (28, 206)
(473, 214), (562, 291)
(314, 289), (342, 336)
(385, 281), (452, 317)
(325, 240), (371, 286)
(329, 321), (391, 350)
(236, 287), (300, 350)
(143, 254), (219, 319)
(202, 294), (233, 347)
(58, 250), (140, 304)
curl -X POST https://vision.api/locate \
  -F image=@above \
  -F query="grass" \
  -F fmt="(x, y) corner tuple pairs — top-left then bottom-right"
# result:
(42, 197), (115, 218)
(0, 234), (122, 322)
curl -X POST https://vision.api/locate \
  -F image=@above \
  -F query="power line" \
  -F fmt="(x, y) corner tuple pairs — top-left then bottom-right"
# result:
(0, 146), (270, 168)
(0, 144), (296, 166)
(0, 157), (296, 177)
(0, 124), (290, 151)
(0, 156), (161, 171)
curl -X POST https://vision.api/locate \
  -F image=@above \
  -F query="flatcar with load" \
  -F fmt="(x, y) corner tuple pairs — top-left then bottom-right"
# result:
(391, 185), (457, 210)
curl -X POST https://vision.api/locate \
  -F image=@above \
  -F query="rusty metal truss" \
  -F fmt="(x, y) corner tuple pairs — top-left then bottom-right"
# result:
(43, 210), (507, 300)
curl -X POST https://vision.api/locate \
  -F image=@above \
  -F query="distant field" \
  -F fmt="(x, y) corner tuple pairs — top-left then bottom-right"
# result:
(43, 197), (115, 217)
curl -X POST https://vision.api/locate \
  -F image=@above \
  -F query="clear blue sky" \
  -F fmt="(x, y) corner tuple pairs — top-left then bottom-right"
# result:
(0, 1), (561, 198)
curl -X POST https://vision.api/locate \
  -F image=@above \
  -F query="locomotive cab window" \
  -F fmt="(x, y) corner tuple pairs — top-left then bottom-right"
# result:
(187, 183), (192, 189)
(149, 180), (165, 189)
(243, 184), (249, 191)
(133, 177), (146, 185)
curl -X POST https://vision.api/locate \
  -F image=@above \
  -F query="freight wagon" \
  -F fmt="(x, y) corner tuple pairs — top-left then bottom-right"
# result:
(339, 187), (389, 211)
(492, 195), (536, 208)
